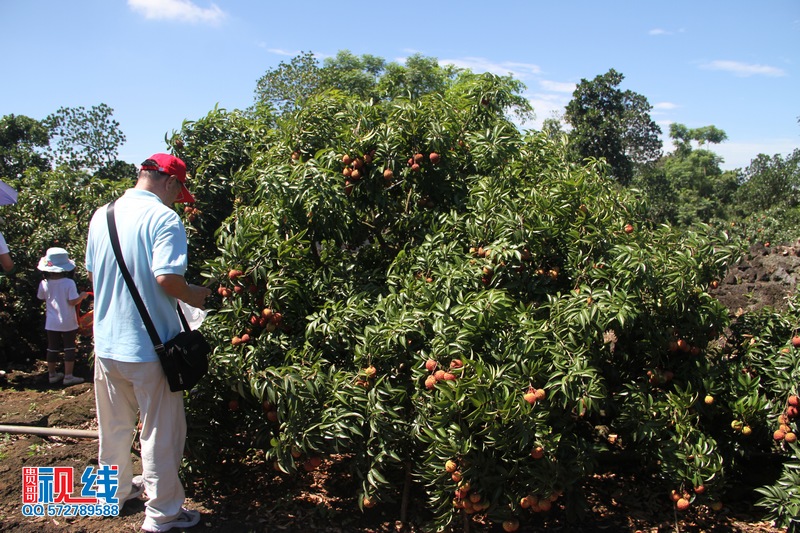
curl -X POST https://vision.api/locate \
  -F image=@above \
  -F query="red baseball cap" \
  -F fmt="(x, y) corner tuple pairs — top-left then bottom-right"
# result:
(141, 153), (195, 204)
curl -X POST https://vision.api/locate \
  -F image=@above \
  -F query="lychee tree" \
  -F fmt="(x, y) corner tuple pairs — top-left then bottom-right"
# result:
(175, 68), (773, 531)
(0, 166), (129, 360)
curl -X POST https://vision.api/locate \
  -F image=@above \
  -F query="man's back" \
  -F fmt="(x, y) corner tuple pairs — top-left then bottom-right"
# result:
(86, 189), (188, 363)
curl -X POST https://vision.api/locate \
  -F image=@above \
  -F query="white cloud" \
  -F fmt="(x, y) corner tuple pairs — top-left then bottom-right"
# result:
(653, 102), (679, 111)
(650, 28), (686, 35)
(439, 57), (541, 79)
(539, 80), (575, 93)
(128, 0), (226, 24)
(700, 60), (786, 77)
(652, 102), (679, 117)
(517, 80), (577, 129)
(524, 92), (571, 129)
(263, 47), (298, 56)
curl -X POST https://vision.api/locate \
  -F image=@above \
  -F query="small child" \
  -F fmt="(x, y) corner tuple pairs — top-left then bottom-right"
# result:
(36, 247), (89, 386)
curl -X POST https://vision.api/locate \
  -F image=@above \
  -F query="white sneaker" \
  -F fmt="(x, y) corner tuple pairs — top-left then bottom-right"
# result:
(63, 375), (85, 386)
(48, 372), (64, 384)
(141, 508), (200, 532)
(123, 475), (145, 504)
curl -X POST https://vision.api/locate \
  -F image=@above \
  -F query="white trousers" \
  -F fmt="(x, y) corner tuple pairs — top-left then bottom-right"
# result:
(94, 357), (187, 525)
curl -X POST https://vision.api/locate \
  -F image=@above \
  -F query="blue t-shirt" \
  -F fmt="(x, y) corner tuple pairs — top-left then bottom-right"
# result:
(85, 189), (188, 362)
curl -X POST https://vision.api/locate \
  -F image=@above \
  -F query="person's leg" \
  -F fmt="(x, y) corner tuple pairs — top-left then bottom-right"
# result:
(133, 361), (188, 528)
(93, 357), (139, 502)
(61, 329), (83, 384)
(45, 330), (63, 383)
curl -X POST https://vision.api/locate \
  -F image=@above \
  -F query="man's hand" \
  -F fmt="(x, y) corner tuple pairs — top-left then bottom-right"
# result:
(184, 283), (212, 309)
(157, 274), (212, 309)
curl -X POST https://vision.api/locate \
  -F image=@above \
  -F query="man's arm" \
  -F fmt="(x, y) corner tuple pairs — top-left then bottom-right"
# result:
(0, 252), (14, 273)
(156, 274), (211, 309)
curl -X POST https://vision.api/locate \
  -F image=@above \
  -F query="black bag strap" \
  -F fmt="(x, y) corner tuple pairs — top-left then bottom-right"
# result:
(106, 200), (190, 354)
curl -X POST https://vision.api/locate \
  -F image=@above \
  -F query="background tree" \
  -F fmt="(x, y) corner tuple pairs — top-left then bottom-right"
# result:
(254, 49), (388, 110)
(0, 114), (50, 181)
(735, 149), (799, 215)
(663, 124), (736, 226)
(44, 103), (127, 174)
(1, 105), (130, 364)
(378, 53), (460, 100)
(564, 69), (662, 185)
(320, 50), (386, 100)
(631, 164), (679, 224)
(254, 51), (322, 115)
(731, 149), (800, 245)
(670, 123), (728, 157)
(633, 123), (735, 226)
(256, 52), (468, 115)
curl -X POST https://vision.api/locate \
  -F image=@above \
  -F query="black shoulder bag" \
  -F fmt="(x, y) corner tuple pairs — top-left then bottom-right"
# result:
(106, 200), (210, 392)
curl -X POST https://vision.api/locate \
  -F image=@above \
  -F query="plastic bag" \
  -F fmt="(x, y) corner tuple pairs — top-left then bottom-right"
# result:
(179, 300), (208, 330)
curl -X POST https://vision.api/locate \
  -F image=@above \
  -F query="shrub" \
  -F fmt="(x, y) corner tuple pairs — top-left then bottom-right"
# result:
(181, 77), (755, 530)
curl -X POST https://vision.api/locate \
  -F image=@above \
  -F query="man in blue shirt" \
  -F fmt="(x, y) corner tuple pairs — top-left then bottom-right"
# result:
(86, 153), (211, 532)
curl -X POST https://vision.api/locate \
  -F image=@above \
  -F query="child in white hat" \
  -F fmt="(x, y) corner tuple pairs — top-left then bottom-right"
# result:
(36, 247), (89, 386)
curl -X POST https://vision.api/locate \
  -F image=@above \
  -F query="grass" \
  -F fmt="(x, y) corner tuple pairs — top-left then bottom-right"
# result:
(26, 443), (45, 457)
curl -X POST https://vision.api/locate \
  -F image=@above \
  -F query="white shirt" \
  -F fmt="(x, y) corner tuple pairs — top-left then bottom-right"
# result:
(0, 232), (8, 255)
(37, 277), (80, 332)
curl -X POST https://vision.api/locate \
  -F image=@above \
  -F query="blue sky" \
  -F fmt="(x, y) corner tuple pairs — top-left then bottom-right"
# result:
(1, 0), (798, 171)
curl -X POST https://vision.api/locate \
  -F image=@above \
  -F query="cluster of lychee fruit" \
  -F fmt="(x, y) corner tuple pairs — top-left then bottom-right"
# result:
(361, 494), (377, 509)
(668, 337), (703, 356)
(519, 488), (561, 514)
(669, 485), (723, 513)
(446, 461), (488, 516)
(773, 394), (799, 444)
(217, 268), (258, 298)
(341, 151), (376, 195)
(523, 386), (546, 405)
(270, 440), (322, 473)
(264, 408), (324, 474)
(182, 204), (201, 223)
(670, 486), (721, 512)
(354, 365), (377, 389)
(730, 418), (753, 436)
(406, 151), (440, 174)
(647, 367), (675, 386)
(534, 266), (559, 281)
(467, 246), (498, 285)
(468, 245), (555, 283)
(261, 400), (279, 423)
(231, 306), (284, 346)
(423, 358), (463, 390)
(468, 245), (493, 259)
(300, 456), (323, 473)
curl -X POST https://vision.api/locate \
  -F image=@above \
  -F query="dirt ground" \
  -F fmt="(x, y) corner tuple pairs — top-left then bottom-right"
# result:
(1, 241), (798, 533)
